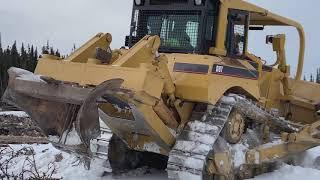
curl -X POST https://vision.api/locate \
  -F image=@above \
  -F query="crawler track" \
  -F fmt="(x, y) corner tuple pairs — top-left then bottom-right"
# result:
(167, 94), (303, 179)
(167, 102), (233, 179)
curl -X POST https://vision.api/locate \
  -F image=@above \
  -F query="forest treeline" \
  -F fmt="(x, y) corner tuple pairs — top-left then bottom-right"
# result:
(0, 36), (61, 97)
(304, 70), (320, 84)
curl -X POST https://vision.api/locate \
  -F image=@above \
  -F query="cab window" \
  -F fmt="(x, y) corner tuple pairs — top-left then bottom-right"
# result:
(226, 10), (249, 57)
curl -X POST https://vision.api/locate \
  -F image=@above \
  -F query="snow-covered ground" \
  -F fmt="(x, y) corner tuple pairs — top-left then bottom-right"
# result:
(1, 111), (320, 179)
(0, 143), (168, 180)
(0, 143), (320, 180)
(0, 111), (29, 118)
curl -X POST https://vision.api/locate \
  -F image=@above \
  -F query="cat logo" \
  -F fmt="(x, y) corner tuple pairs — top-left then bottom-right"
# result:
(215, 65), (224, 73)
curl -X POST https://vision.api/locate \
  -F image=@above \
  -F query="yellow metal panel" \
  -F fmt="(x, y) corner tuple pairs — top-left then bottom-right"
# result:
(208, 75), (260, 104)
(174, 73), (209, 102)
(291, 79), (320, 103)
(142, 70), (164, 99)
(67, 33), (112, 63)
(135, 103), (175, 150)
(35, 59), (164, 98)
(112, 36), (161, 68)
(166, 54), (260, 104)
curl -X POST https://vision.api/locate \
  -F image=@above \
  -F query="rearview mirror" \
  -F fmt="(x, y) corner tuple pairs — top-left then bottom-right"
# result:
(266, 35), (274, 44)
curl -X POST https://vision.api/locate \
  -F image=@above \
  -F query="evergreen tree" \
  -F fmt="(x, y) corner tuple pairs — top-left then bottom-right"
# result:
(0, 32), (2, 55)
(42, 45), (48, 54)
(310, 74), (314, 82)
(11, 41), (19, 67)
(35, 48), (38, 59)
(55, 49), (61, 57)
(72, 44), (76, 52)
(0, 37), (63, 96)
(49, 47), (55, 55)
(20, 43), (27, 69)
(316, 68), (320, 84)
(32, 47), (38, 71)
(30, 45), (34, 58)
(46, 40), (50, 51)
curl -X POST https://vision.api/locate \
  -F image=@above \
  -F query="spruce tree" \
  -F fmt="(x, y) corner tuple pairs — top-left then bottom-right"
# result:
(49, 47), (55, 55)
(42, 45), (48, 54)
(20, 43), (28, 69)
(32, 47), (38, 71)
(0, 32), (2, 56)
(0, 37), (63, 96)
(310, 74), (314, 82)
(11, 41), (19, 67)
(317, 68), (320, 84)
(72, 44), (76, 52)
(55, 49), (61, 57)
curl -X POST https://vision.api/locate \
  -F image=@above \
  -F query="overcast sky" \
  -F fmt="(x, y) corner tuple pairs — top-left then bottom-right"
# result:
(0, 0), (318, 77)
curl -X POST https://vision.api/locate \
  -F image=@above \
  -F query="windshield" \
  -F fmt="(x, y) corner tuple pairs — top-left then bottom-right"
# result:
(132, 10), (202, 52)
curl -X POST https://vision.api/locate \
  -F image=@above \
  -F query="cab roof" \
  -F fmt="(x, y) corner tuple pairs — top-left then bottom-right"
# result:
(229, 0), (302, 28)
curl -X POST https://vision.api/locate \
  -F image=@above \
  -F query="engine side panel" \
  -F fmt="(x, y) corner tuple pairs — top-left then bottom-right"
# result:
(166, 54), (261, 105)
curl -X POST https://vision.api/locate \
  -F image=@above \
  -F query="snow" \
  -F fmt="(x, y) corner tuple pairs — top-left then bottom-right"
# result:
(0, 144), (167, 180)
(220, 96), (237, 104)
(2, 109), (320, 179)
(48, 135), (60, 143)
(251, 164), (320, 180)
(1, 144), (320, 180)
(188, 121), (219, 134)
(143, 142), (161, 154)
(260, 139), (283, 148)
(8, 67), (44, 83)
(231, 143), (249, 168)
(168, 171), (201, 180)
(174, 141), (211, 155)
(252, 146), (320, 180)
(0, 111), (29, 118)
(184, 131), (217, 145)
(50, 126), (82, 145)
(65, 127), (82, 145)
(300, 146), (320, 167)
(0, 144), (106, 180)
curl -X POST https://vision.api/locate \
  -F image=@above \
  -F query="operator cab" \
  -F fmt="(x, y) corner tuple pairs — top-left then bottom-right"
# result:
(126, 0), (250, 58)
(125, 0), (305, 82)
(126, 0), (220, 54)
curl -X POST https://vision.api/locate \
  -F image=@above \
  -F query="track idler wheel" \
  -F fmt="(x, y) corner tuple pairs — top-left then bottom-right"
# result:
(223, 109), (245, 144)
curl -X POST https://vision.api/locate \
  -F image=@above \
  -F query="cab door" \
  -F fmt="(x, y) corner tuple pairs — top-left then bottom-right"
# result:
(226, 9), (249, 58)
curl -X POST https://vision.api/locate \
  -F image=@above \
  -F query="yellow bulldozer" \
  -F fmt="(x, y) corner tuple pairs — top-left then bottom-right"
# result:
(3, 0), (320, 179)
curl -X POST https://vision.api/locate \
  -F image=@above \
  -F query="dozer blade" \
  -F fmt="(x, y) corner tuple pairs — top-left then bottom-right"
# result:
(2, 67), (123, 155)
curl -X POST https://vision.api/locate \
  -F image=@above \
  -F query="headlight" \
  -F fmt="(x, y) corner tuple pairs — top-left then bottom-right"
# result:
(194, 0), (203, 6)
(135, 0), (144, 6)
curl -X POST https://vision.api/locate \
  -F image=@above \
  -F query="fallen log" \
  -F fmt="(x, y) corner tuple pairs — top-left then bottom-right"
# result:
(0, 135), (48, 144)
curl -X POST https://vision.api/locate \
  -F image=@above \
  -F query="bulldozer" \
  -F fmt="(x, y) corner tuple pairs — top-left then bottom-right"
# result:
(2, 0), (320, 179)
